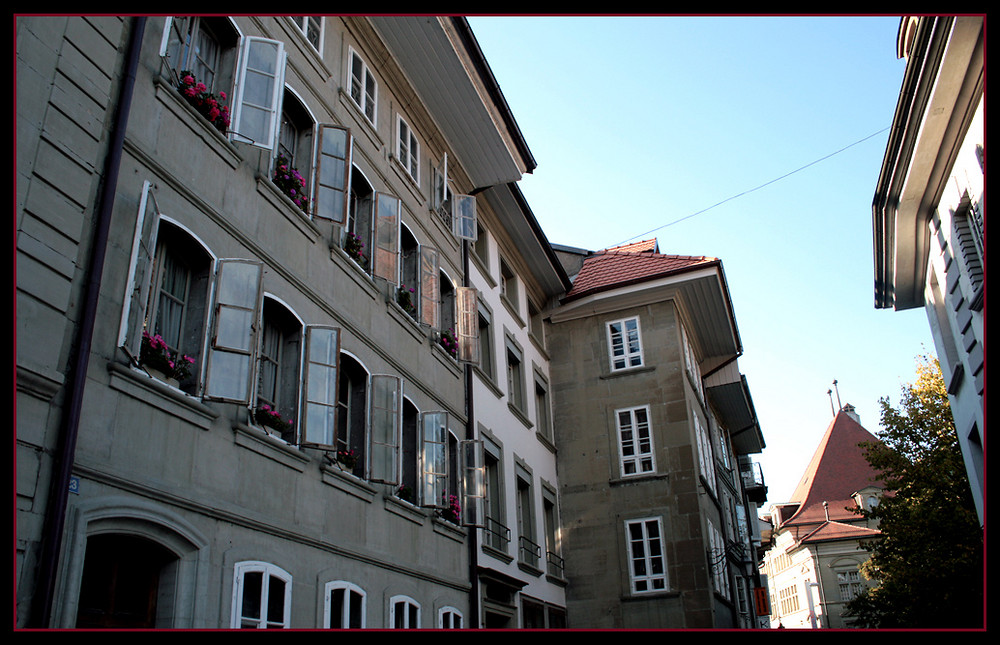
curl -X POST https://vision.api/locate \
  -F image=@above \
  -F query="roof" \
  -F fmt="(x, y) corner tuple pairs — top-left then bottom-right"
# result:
(563, 241), (719, 302)
(800, 520), (882, 544)
(785, 407), (885, 526)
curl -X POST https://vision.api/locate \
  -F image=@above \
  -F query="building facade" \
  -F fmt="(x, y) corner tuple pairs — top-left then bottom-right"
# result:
(547, 241), (767, 628)
(871, 15), (984, 524)
(16, 15), (551, 629)
(761, 406), (883, 629)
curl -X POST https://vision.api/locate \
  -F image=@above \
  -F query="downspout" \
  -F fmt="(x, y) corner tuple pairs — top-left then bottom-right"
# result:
(462, 238), (481, 627)
(29, 17), (146, 628)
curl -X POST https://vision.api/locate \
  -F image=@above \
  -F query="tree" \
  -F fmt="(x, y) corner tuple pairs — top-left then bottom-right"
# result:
(844, 356), (983, 628)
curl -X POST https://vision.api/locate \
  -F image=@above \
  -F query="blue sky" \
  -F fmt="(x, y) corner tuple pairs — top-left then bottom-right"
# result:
(467, 15), (935, 509)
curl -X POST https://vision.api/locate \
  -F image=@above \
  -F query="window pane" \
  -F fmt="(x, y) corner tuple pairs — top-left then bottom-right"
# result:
(241, 571), (263, 621)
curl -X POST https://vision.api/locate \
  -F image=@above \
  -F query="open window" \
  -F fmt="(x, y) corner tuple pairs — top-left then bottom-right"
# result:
(372, 192), (400, 284)
(420, 410), (450, 509)
(273, 88), (315, 213)
(335, 353), (369, 477)
(395, 115), (419, 183)
(159, 16), (239, 92)
(344, 166), (373, 270)
(419, 247), (440, 328)
(368, 374), (401, 485)
(314, 125), (352, 226)
(203, 259), (264, 404)
(119, 184), (215, 394)
(456, 287), (480, 365)
(300, 326), (341, 448)
(252, 297), (302, 441)
(398, 399), (419, 503)
(230, 36), (286, 150)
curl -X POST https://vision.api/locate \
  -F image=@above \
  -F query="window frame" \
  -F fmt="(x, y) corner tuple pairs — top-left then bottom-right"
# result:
(348, 47), (377, 126)
(505, 334), (526, 413)
(230, 561), (292, 629)
(291, 16), (323, 53)
(615, 405), (656, 477)
(389, 595), (420, 629)
(437, 606), (463, 629)
(323, 580), (366, 629)
(395, 114), (420, 183)
(230, 36), (286, 151)
(300, 325), (342, 449)
(202, 258), (264, 405)
(607, 316), (644, 372)
(625, 517), (669, 595)
(253, 296), (304, 441)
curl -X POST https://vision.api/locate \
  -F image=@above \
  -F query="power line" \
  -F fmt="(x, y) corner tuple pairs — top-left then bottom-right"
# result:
(614, 126), (891, 247)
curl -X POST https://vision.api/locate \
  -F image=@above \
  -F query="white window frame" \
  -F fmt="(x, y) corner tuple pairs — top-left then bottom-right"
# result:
(230, 36), (286, 150)
(437, 606), (463, 628)
(607, 316), (643, 371)
(389, 595), (420, 629)
(291, 16), (323, 53)
(231, 561), (292, 629)
(323, 580), (366, 628)
(395, 114), (420, 183)
(616, 405), (655, 476)
(693, 409), (717, 493)
(625, 517), (669, 594)
(348, 47), (377, 125)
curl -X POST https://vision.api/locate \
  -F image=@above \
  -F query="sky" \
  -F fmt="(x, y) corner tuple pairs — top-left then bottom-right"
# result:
(466, 15), (936, 511)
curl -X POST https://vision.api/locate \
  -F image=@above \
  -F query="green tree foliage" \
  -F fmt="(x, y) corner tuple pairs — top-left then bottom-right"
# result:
(844, 356), (983, 628)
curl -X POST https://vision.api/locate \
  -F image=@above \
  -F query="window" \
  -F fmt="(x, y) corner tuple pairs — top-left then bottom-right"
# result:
(500, 258), (518, 312)
(472, 222), (489, 267)
(707, 518), (730, 599)
(693, 410), (717, 493)
(398, 225), (419, 318)
(432, 155), (451, 226)
(505, 335), (526, 413)
(625, 517), (668, 594)
(837, 569), (864, 601)
(368, 374), (402, 485)
(456, 287), (480, 364)
(336, 354), (369, 477)
(275, 89), (315, 210)
(389, 596), (420, 629)
(396, 115), (419, 182)
(230, 37), (286, 150)
(301, 326), (341, 448)
(483, 436), (508, 552)
(348, 47), (377, 125)
(515, 463), (539, 568)
(438, 607), (463, 628)
(461, 438), (485, 528)
(420, 411), (450, 508)
(253, 297), (302, 441)
(477, 302), (495, 380)
(203, 259), (264, 403)
(607, 317), (643, 371)
(681, 325), (704, 402)
(291, 16), (322, 52)
(119, 184), (215, 393)
(324, 581), (365, 628)
(231, 561), (291, 629)
(542, 485), (562, 578)
(777, 584), (800, 615)
(534, 372), (552, 442)
(345, 167), (373, 271)
(399, 400), (420, 502)
(616, 405), (655, 476)
(439, 271), (456, 347)
(159, 17), (238, 94)
(314, 125), (352, 225)
(528, 300), (545, 347)
(373, 192), (400, 284)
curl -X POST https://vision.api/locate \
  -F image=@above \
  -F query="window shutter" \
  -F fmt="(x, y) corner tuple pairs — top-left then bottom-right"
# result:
(456, 287), (479, 364)
(432, 153), (448, 214)
(231, 37), (285, 149)
(204, 259), (263, 403)
(418, 246), (440, 328)
(314, 125), (352, 224)
(372, 192), (399, 284)
(419, 411), (449, 508)
(368, 374), (401, 484)
(461, 439), (485, 527)
(451, 194), (477, 241)
(300, 325), (340, 448)
(118, 180), (161, 363)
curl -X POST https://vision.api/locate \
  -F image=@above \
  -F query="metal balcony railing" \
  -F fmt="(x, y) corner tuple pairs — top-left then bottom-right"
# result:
(484, 517), (510, 552)
(546, 550), (565, 578)
(518, 536), (541, 569)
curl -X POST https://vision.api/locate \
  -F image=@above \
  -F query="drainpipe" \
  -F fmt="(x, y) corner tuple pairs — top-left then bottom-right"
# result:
(29, 17), (146, 628)
(462, 238), (481, 627)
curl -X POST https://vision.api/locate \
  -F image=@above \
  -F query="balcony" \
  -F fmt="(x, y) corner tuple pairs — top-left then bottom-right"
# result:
(484, 517), (511, 553)
(740, 460), (768, 504)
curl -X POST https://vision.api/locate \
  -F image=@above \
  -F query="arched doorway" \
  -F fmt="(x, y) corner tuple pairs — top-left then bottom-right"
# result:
(75, 533), (177, 628)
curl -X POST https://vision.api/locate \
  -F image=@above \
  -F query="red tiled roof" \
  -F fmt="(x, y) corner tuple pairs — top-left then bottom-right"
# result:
(785, 408), (885, 526)
(800, 520), (882, 544)
(564, 243), (719, 301)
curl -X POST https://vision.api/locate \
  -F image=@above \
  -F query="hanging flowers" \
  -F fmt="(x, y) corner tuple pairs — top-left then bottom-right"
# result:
(177, 71), (230, 134)
(140, 330), (195, 380)
(272, 154), (310, 213)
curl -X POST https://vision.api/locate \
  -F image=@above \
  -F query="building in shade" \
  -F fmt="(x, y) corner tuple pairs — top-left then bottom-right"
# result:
(871, 15), (984, 524)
